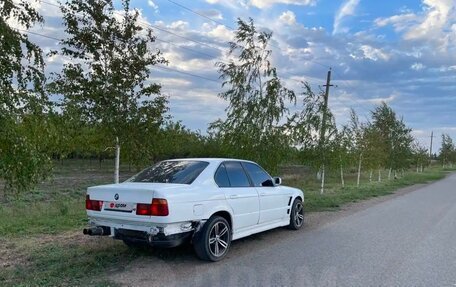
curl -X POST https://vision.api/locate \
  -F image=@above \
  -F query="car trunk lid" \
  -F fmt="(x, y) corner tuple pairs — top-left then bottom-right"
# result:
(87, 182), (183, 216)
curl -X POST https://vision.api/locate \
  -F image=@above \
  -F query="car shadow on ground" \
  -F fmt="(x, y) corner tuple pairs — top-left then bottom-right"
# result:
(130, 225), (301, 264)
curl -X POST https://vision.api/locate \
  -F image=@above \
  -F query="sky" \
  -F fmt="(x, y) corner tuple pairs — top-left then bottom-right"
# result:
(22, 0), (456, 151)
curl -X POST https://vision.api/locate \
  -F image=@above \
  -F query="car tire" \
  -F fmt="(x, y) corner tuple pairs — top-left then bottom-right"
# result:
(288, 198), (304, 230)
(193, 215), (231, 261)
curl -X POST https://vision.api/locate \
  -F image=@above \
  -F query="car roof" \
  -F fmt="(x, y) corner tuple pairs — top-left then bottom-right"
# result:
(163, 158), (256, 164)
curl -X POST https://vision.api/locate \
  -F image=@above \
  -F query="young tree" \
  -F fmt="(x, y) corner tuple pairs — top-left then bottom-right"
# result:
(411, 141), (428, 173)
(370, 103), (413, 179)
(50, 0), (168, 182)
(331, 126), (352, 188)
(0, 0), (51, 197)
(287, 82), (336, 193)
(210, 18), (295, 173)
(362, 124), (387, 182)
(347, 109), (365, 187)
(440, 134), (455, 168)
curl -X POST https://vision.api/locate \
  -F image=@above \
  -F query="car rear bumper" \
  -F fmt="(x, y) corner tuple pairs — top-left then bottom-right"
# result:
(114, 228), (192, 248)
(85, 216), (199, 248)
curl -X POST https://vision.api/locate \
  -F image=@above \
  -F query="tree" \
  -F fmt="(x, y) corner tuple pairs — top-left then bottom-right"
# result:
(362, 124), (387, 182)
(209, 18), (295, 173)
(50, 0), (168, 182)
(370, 103), (413, 179)
(287, 82), (336, 193)
(440, 134), (455, 168)
(347, 109), (365, 187)
(411, 141), (428, 173)
(331, 126), (352, 188)
(0, 0), (51, 197)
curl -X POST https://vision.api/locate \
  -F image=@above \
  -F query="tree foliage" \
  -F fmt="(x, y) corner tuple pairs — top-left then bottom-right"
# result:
(210, 18), (295, 172)
(49, 0), (168, 167)
(0, 0), (51, 196)
(440, 134), (455, 168)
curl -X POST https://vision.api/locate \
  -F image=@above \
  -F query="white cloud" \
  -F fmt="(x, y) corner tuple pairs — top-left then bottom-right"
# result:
(360, 45), (390, 61)
(411, 62), (426, 71)
(374, 0), (456, 51)
(249, 0), (316, 8)
(375, 13), (418, 31)
(168, 20), (189, 31)
(279, 11), (297, 25)
(333, 0), (361, 34)
(207, 25), (234, 41)
(405, 0), (453, 40)
(350, 45), (391, 61)
(367, 92), (399, 105)
(147, 0), (158, 10)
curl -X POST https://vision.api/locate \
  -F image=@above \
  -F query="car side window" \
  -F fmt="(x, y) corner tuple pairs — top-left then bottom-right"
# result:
(224, 161), (251, 187)
(242, 162), (273, 187)
(214, 163), (231, 187)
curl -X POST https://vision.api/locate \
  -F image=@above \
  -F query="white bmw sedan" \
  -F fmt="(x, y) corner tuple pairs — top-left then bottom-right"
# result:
(84, 158), (304, 261)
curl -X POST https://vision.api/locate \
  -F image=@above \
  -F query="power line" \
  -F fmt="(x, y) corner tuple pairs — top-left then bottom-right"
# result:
(154, 37), (215, 59)
(35, 1), (333, 92)
(18, 28), (222, 85)
(164, 0), (235, 30)
(40, 0), (223, 55)
(161, 0), (332, 70)
(155, 65), (220, 83)
(17, 28), (60, 41)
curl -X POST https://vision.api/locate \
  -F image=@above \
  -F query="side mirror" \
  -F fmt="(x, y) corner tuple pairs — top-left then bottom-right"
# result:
(273, 177), (282, 186)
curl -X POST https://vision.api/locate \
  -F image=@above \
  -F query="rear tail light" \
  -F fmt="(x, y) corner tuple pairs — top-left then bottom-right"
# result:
(86, 195), (103, 211)
(136, 198), (169, 216)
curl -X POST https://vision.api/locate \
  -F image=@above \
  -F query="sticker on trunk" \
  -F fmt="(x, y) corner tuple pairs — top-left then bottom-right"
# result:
(105, 202), (134, 212)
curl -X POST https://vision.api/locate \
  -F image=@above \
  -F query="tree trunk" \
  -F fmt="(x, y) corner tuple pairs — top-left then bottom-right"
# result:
(378, 169), (382, 182)
(115, 137), (120, 184)
(394, 170), (397, 179)
(369, 170), (373, 182)
(420, 164), (423, 173)
(357, 154), (362, 187)
(388, 167), (392, 180)
(340, 163), (345, 188)
(320, 164), (325, 194)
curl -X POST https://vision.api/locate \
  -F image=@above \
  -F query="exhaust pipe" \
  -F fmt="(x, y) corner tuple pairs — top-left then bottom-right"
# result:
(83, 226), (111, 236)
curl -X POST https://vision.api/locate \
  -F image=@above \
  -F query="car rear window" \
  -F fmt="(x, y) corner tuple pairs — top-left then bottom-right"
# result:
(127, 160), (209, 184)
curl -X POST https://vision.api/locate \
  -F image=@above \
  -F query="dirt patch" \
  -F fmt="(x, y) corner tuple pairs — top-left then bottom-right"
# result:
(0, 230), (95, 269)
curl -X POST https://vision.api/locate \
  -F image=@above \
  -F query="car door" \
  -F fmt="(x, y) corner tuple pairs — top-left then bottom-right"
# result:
(215, 161), (260, 232)
(242, 162), (290, 224)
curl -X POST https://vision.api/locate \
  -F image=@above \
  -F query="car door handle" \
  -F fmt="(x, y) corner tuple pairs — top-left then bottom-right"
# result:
(230, 194), (238, 199)
(260, 192), (267, 196)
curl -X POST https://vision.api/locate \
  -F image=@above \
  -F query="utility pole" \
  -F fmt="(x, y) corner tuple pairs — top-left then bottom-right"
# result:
(319, 68), (334, 194)
(429, 131), (434, 160)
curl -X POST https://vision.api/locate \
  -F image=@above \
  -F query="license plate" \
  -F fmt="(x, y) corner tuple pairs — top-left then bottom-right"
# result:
(105, 201), (134, 212)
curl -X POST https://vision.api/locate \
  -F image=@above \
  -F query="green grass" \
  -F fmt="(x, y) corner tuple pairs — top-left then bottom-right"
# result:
(285, 168), (449, 212)
(0, 198), (87, 236)
(0, 239), (138, 287)
(0, 159), (134, 238)
(0, 160), (453, 286)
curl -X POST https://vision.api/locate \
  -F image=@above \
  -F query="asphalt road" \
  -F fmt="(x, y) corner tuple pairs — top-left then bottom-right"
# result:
(112, 173), (456, 287)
